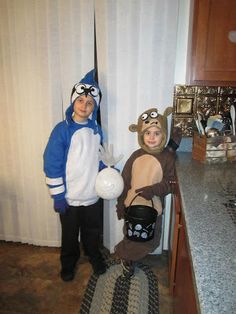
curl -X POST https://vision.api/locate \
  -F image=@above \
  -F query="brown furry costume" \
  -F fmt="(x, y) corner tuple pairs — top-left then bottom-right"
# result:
(114, 108), (176, 261)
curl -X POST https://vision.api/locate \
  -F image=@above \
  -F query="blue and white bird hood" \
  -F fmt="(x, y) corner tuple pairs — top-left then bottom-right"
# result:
(66, 69), (102, 131)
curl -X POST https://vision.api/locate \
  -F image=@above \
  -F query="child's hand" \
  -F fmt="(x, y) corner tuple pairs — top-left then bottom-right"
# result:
(54, 199), (69, 214)
(135, 186), (154, 200)
(99, 143), (123, 167)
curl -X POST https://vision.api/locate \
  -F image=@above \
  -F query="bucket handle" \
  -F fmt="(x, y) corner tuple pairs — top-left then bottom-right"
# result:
(126, 193), (154, 214)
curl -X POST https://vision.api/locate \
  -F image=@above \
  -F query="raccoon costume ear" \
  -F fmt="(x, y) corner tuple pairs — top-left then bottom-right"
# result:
(129, 124), (138, 132)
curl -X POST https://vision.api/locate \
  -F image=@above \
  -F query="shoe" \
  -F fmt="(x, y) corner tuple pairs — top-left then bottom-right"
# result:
(121, 259), (135, 278)
(60, 269), (75, 282)
(91, 259), (107, 275)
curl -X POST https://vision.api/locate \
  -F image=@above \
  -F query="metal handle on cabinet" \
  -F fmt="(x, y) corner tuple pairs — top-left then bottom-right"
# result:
(169, 178), (177, 193)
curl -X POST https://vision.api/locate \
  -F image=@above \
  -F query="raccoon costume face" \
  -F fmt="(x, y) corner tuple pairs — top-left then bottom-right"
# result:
(129, 107), (172, 154)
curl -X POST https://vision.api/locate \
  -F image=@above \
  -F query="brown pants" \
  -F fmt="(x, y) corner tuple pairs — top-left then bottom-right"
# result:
(114, 214), (163, 261)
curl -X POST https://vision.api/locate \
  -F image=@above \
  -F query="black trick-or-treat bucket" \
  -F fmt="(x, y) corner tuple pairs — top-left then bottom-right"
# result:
(125, 194), (158, 242)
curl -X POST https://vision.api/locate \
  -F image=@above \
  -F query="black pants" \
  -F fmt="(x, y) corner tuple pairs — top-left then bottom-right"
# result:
(59, 199), (103, 271)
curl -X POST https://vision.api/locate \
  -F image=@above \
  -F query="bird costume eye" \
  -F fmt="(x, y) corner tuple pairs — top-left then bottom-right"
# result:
(74, 84), (99, 98)
(150, 111), (158, 118)
(89, 86), (99, 97)
(75, 84), (86, 94)
(141, 113), (148, 121)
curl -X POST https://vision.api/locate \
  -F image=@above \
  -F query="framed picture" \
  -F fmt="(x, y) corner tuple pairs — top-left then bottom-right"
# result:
(176, 98), (193, 114)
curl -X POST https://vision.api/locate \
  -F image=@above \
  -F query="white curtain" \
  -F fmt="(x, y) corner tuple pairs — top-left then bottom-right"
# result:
(95, 0), (179, 251)
(0, 0), (182, 249)
(0, 0), (94, 246)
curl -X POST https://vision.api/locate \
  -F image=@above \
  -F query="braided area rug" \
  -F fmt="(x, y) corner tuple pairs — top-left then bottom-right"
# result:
(80, 260), (159, 314)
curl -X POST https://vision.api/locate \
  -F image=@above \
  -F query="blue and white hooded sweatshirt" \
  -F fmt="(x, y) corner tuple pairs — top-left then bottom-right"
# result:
(43, 69), (104, 207)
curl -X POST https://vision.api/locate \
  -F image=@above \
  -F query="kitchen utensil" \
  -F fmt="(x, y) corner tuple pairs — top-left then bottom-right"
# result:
(221, 112), (231, 133)
(194, 117), (201, 135)
(204, 107), (213, 120)
(206, 128), (221, 138)
(230, 105), (235, 135)
(197, 108), (207, 128)
(207, 114), (224, 132)
(165, 112), (172, 147)
(197, 112), (205, 135)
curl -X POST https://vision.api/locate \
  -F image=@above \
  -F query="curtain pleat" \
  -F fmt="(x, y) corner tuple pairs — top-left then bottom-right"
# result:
(95, 0), (179, 251)
(0, 0), (94, 246)
(1, 0), (181, 249)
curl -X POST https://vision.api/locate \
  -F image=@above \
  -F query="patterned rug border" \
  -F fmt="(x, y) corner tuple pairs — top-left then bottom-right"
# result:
(80, 259), (159, 314)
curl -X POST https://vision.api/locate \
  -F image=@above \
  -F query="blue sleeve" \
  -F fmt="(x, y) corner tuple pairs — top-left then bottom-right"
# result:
(43, 122), (68, 200)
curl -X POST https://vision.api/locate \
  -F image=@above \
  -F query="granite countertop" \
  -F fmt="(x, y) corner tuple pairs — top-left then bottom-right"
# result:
(175, 152), (236, 314)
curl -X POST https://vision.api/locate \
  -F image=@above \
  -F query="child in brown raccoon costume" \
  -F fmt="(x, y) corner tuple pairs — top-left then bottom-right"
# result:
(114, 107), (180, 277)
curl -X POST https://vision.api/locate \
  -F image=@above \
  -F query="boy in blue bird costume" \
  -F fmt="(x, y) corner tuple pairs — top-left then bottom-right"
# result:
(44, 69), (107, 281)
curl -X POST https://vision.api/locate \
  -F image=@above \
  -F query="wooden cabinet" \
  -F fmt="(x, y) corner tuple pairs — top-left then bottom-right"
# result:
(173, 214), (198, 314)
(168, 183), (199, 313)
(190, 0), (236, 86)
(168, 183), (181, 294)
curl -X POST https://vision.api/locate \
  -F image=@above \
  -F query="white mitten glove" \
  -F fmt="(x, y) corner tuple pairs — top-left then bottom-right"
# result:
(99, 143), (123, 167)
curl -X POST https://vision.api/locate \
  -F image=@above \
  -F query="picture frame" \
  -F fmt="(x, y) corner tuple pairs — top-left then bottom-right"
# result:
(176, 98), (193, 114)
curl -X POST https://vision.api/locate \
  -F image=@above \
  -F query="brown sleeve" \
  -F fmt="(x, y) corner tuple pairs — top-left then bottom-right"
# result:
(167, 126), (182, 152)
(152, 151), (176, 197)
